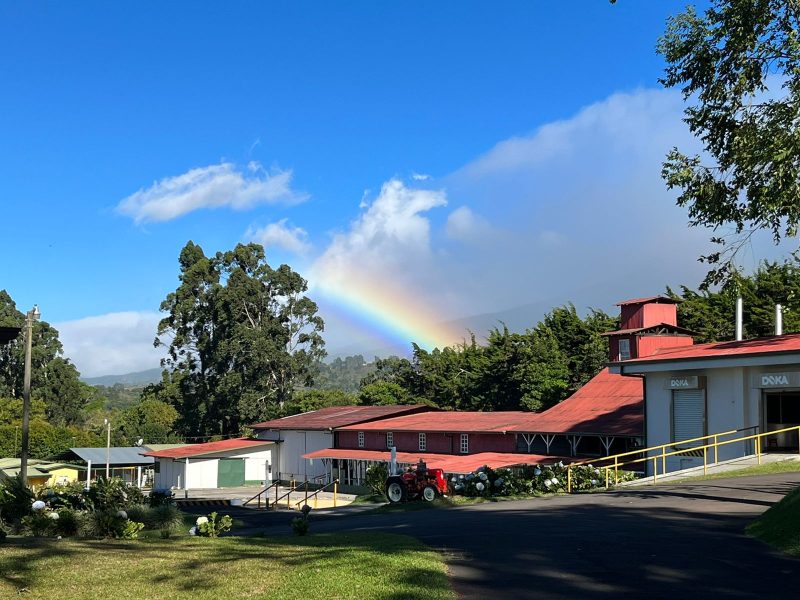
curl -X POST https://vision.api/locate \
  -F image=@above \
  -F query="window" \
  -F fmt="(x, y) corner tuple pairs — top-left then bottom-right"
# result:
(386, 431), (394, 449)
(419, 432), (426, 451)
(618, 339), (631, 361)
(672, 389), (705, 444)
(358, 431), (365, 448)
(460, 433), (469, 453)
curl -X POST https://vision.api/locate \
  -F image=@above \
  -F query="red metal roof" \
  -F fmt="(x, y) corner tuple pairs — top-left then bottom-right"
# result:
(302, 448), (565, 473)
(337, 411), (524, 434)
(507, 368), (643, 436)
(144, 438), (273, 459)
(616, 296), (679, 306)
(337, 369), (643, 437)
(250, 405), (432, 431)
(619, 332), (800, 365)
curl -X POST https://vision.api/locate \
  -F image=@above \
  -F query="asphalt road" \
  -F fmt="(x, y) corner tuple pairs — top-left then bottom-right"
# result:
(190, 473), (800, 599)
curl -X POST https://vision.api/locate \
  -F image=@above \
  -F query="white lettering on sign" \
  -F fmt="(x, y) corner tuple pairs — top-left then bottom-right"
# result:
(762, 374), (790, 387)
(671, 378), (691, 388)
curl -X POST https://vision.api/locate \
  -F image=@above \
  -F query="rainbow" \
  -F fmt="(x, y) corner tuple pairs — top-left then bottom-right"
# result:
(314, 270), (468, 352)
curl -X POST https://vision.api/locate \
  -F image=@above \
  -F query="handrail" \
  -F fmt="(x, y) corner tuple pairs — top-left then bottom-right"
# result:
(273, 480), (309, 509)
(243, 481), (281, 509)
(294, 478), (340, 509)
(567, 423), (800, 492)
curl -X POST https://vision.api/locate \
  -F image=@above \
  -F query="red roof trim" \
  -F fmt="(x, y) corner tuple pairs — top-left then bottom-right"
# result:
(616, 296), (679, 306)
(144, 438), (273, 459)
(616, 332), (800, 365)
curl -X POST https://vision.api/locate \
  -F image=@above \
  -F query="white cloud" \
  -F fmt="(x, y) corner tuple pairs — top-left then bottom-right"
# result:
(116, 162), (307, 224)
(313, 178), (447, 280)
(411, 172), (431, 181)
(55, 311), (165, 378)
(245, 219), (312, 255)
(445, 206), (494, 243)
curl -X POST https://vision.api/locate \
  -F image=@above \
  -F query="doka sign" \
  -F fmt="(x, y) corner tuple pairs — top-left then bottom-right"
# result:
(664, 376), (702, 390)
(754, 372), (800, 388)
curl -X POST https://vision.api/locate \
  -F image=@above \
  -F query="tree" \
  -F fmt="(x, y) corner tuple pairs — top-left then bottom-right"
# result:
(0, 290), (91, 426)
(358, 381), (416, 406)
(283, 389), (358, 414)
(152, 242), (325, 437)
(658, 1), (800, 286)
(118, 399), (180, 445)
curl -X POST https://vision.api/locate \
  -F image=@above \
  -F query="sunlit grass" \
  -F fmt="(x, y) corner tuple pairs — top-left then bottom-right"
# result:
(747, 484), (800, 555)
(0, 533), (454, 600)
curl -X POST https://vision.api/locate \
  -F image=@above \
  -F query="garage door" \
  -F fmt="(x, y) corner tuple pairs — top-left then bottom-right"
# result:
(217, 458), (245, 487)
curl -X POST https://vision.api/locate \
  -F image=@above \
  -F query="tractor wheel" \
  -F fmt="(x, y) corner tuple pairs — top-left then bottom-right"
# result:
(386, 478), (407, 503)
(422, 485), (438, 502)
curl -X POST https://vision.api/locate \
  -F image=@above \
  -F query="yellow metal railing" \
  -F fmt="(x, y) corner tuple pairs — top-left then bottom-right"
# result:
(566, 424), (800, 493)
(294, 478), (339, 510)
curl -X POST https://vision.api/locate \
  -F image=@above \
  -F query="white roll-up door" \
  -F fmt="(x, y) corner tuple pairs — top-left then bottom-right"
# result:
(672, 389), (706, 443)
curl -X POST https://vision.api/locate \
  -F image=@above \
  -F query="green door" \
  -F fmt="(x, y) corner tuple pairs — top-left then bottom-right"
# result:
(217, 458), (245, 487)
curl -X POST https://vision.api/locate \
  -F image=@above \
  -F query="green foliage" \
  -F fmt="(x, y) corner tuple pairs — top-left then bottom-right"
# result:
(670, 256), (800, 342)
(194, 511), (233, 537)
(119, 519), (145, 539)
(148, 489), (175, 507)
(312, 355), (376, 393)
(0, 474), (34, 524)
(21, 510), (57, 537)
(0, 397), (46, 424)
(54, 507), (81, 537)
(117, 398), (181, 445)
(359, 306), (613, 412)
(150, 242), (326, 437)
(359, 381), (416, 406)
(84, 477), (145, 512)
(149, 504), (184, 535)
(283, 388), (357, 415)
(291, 515), (310, 536)
(658, 1), (800, 286)
(0, 290), (92, 426)
(0, 420), (102, 459)
(365, 463), (389, 497)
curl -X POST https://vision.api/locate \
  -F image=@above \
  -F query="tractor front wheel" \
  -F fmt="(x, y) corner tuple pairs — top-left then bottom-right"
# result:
(422, 485), (438, 502)
(386, 479), (407, 503)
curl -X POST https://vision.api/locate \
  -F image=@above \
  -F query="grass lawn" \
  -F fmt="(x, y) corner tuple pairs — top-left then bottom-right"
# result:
(668, 458), (800, 484)
(747, 484), (800, 556)
(0, 532), (454, 600)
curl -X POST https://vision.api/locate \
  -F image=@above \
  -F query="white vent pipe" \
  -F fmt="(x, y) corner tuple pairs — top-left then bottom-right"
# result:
(735, 297), (743, 341)
(776, 304), (783, 336)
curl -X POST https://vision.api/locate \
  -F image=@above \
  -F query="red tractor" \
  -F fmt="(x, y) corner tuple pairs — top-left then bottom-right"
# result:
(385, 459), (448, 503)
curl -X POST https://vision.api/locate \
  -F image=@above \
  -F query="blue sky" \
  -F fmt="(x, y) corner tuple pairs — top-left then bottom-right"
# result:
(9, 0), (782, 377)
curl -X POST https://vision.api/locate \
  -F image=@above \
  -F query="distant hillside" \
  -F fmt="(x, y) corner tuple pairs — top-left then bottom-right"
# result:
(82, 367), (163, 387)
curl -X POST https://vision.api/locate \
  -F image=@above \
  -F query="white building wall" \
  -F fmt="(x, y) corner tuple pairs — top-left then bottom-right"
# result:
(153, 458), (184, 490)
(187, 458), (218, 488)
(279, 430), (333, 482)
(243, 448), (273, 483)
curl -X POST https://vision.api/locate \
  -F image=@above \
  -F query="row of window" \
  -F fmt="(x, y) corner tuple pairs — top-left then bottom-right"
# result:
(356, 432), (470, 453)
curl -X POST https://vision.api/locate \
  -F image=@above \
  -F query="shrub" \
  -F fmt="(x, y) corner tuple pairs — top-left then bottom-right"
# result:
(365, 463), (389, 497)
(291, 516), (309, 536)
(42, 481), (90, 511)
(119, 520), (145, 540)
(193, 512), (232, 537)
(0, 475), (35, 524)
(84, 477), (144, 512)
(125, 504), (152, 528)
(83, 509), (141, 538)
(148, 489), (174, 507)
(149, 504), (183, 534)
(21, 509), (57, 537)
(54, 508), (81, 537)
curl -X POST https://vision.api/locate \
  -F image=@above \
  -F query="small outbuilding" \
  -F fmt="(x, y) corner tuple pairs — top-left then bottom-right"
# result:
(144, 438), (276, 492)
(0, 458), (85, 487)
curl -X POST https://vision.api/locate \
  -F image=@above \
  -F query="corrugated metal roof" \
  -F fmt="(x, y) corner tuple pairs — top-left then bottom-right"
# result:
(144, 438), (273, 459)
(619, 332), (800, 365)
(69, 447), (154, 465)
(250, 405), (433, 431)
(338, 411), (525, 433)
(302, 448), (565, 474)
(336, 369), (643, 437)
(616, 296), (679, 306)
(141, 443), (189, 452)
(506, 368), (643, 436)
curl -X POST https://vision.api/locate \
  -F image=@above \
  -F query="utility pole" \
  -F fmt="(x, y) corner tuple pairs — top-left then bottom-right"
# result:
(104, 417), (111, 478)
(20, 304), (40, 488)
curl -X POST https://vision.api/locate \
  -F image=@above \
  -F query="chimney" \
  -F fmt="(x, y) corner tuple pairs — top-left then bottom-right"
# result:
(775, 304), (783, 336)
(735, 297), (743, 341)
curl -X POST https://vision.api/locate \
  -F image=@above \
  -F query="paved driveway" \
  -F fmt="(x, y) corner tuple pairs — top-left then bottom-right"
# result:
(198, 473), (800, 598)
